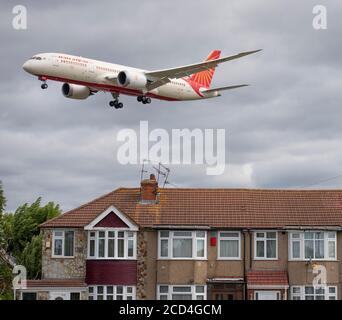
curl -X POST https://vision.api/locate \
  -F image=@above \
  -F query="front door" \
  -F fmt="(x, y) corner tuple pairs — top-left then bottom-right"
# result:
(210, 283), (244, 300)
(212, 292), (235, 300)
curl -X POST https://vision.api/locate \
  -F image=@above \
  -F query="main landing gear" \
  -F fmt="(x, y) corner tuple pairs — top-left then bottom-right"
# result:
(109, 99), (123, 109)
(137, 96), (151, 104)
(39, 76), (48, 89)
(109, 92), (123, 109)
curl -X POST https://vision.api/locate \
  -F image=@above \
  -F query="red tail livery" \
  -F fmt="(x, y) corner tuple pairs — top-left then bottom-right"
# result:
(190, 50), (221, 88)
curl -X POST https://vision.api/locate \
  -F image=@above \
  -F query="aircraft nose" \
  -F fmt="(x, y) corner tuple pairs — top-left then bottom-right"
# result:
(22, 60), (33, 73)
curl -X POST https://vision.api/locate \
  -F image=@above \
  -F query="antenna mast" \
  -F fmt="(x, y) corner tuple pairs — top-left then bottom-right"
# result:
(153, 163), (171, 188)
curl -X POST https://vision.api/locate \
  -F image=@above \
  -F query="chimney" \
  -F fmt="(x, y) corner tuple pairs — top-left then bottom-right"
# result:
(140, 174), (158, 203)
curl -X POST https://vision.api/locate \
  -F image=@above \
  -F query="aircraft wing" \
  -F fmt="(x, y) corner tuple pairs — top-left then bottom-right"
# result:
(104, 74), (117, 83)
(202, 84), (249, 94)
(144, 49), (261, 91)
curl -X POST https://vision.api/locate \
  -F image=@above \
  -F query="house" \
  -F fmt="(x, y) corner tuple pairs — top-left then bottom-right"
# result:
(17, 174), (342, 300)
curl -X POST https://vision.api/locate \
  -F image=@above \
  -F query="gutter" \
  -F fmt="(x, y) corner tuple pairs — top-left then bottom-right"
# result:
(151, 225), (211, 230)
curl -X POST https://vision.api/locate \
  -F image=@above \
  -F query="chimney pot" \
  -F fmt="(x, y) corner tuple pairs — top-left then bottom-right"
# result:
(140, 173), (158, 203)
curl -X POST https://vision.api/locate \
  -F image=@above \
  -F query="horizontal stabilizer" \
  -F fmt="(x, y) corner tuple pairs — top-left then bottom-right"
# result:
(202, 84), (249, 94)
(145, 49), (261, 91)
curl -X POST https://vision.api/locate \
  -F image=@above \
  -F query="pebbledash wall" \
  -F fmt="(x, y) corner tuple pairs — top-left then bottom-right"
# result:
(18, 175), (342, 300)
(42, 229), (87, 279)
(37, 228), (342, 300)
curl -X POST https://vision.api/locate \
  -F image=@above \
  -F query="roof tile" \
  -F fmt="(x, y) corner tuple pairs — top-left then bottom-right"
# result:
(40, 188), (342, 229)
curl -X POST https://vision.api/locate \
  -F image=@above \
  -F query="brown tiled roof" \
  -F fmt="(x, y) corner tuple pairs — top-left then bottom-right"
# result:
(26, 279), (86, 288)
(247, 270), (288, 286)
(40, 188), (342, 229)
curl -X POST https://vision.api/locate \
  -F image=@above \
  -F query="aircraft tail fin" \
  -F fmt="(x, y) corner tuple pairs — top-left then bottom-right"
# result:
(190, 50), (221, 88)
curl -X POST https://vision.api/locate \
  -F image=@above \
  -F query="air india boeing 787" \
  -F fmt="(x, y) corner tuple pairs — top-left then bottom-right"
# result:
(22, 49), (261, 109)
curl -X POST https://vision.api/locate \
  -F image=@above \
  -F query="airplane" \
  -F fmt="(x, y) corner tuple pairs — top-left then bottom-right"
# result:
(22, 49), (261, 109)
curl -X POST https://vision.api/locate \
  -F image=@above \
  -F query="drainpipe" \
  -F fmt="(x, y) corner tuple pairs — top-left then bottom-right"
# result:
(243, 230), (247, 300)
(249, 230), (252, 270)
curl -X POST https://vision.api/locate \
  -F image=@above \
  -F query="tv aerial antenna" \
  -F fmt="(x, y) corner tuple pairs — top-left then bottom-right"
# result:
(140, 159), (150, 182)
(153, 163), (171, 188)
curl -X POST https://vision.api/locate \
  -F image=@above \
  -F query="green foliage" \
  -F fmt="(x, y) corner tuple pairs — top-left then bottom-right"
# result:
(11, 197), (61, 257)
(0, 181), (5, 215)
(0, 263), (13, 300)
(0, 190), (61, 299)
(0, 213), (13, 250)
(19, 234), (43, 279)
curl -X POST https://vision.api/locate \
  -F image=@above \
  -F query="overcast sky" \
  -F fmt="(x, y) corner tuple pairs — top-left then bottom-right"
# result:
(1, 0), (342, 212)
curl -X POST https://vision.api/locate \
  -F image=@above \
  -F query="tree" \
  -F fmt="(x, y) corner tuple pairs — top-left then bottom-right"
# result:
(0, 213), (13, 251)
(0, 263), (12, 300)
(20, 234), (43, 279)
(0, 190), (61, 298)
(0, 181), (5, 215)
(12, 198), (61, 257)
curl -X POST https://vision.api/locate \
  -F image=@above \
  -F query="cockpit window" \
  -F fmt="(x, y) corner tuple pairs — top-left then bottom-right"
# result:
(30, 56), (42, 60)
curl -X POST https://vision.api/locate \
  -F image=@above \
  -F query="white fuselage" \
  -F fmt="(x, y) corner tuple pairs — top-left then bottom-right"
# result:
(23, 53), (217, 101)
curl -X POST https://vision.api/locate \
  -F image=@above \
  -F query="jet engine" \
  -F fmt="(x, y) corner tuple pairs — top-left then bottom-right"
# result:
(62, 83), (91, 99)
(117, 70), (147, 89)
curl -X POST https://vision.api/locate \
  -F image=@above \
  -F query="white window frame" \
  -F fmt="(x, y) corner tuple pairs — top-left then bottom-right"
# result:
(158, 230), (207, 260)
(254, 231), (278, 260)
(52, 229), (75, 258)
(288, 231), (337, 261)
(88, 285), (136, 300)
(157, 285), (206, 300)
(217, 231), (241, 260)
(254, 291), (281, 300)
(87, 230), (137, 260)
(290, 286), (337, 300)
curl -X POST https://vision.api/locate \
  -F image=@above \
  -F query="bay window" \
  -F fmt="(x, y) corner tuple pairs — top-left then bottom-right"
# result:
(158, 230), (207, 259)
(157, 285), (206, 300)
(289, 231), (336, 260)
(88, 285), (135, 300)
(87, 230), (136, 259)
(52, 230), (74, 257)
(291, 286), (337, 300)
(218, 231), (241, 259)
(254, 231), (277, 259)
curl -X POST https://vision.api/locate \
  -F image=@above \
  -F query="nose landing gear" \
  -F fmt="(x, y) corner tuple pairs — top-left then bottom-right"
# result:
(38, 76), (48, 89)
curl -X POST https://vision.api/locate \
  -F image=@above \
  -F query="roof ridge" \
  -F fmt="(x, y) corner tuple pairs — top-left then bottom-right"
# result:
(142, 187), (342, 192)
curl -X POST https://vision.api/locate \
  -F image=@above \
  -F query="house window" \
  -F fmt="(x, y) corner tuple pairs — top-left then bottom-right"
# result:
(21, 292), (37, 300)
(158, 231), (207, 259)
(52, 230), (74, 257)
(70, 292), (81, 300)
(87, 230), (136, 259)
(289, 231), (336, 260)
(88, 286), (135, 300)
(157, 285), (206, 300)
(218, 231), (241, 259)
(291, 286), (337, 300)
(254, 231), (277, 259)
